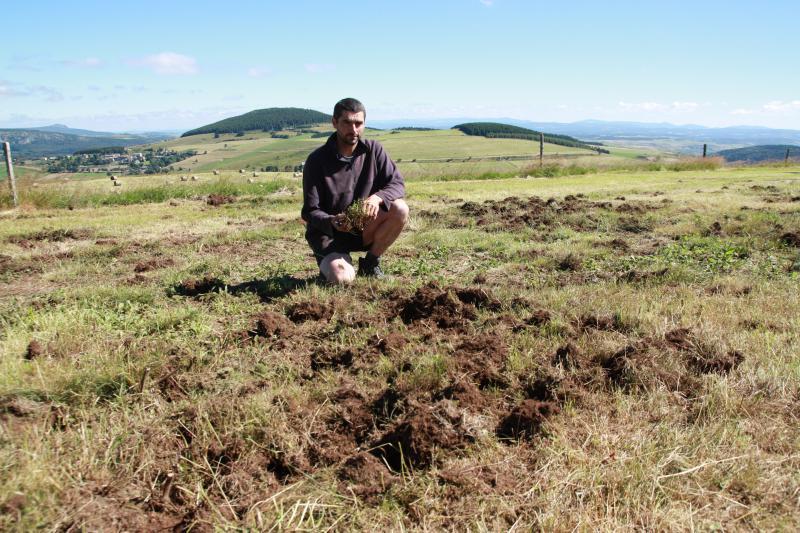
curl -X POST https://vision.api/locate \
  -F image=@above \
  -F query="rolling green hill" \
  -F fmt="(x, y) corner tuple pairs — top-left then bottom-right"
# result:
(715, 144), (799, 163)
(181, 108), (332, 137)
(453, 122), (609, 153)
(153, 128), (605, 177)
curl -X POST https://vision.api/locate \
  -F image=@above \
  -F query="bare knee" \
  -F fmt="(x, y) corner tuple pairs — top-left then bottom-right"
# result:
(390, 198), (409, 224)
(320, 254), (355, 284)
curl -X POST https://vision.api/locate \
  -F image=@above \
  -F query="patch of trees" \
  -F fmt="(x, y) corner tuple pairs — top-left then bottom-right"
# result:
(715, 144), (799, 163)
(73, 146), (126, 155)
(394, 127), (436, 131)
(182, 108), (331, 137)
(453, 122), (609, 154)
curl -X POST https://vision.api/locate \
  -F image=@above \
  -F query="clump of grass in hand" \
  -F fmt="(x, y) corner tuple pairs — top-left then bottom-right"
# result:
(343, 198), (371, 234)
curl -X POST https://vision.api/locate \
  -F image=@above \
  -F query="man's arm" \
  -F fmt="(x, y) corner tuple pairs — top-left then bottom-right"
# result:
(301, 158), (335, 235)
(370, 143), (405, 210)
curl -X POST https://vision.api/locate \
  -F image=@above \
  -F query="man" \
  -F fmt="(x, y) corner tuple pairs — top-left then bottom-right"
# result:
(301, 98), (409, 284)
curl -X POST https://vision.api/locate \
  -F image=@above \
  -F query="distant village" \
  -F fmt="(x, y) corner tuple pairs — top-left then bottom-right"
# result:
(44, 148), (198, 174)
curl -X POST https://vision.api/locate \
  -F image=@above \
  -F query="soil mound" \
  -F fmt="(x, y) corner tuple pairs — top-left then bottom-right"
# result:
(25, 340), (44, 360)
(459, 195), (612, 231)
(396, 282), (479, 329)
(311, 347), (356, 370)
(7, 228), (94, 246)
(251, 311), (294, 339)
(689, 348), (745, 374)
(372, 332), (408, 355)
(780, 231), (800, 247)
(134, 257), (174, 272)
(286, 300), (334, 322)
(173, 276), (226, 296)
(497, 400), (559, 440)
(373, 400), (471, 470)
(451, 334), (509, 388)
(337, 452), (396, 501)
(207, 194), (235, 206)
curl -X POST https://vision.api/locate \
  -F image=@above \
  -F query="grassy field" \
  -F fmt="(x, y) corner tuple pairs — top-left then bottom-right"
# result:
(153, 127), (608, 175)
(1, 164), (799, 530)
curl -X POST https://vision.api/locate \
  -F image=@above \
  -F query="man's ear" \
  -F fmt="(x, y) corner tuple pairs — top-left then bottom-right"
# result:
(331, 117), (337, 129)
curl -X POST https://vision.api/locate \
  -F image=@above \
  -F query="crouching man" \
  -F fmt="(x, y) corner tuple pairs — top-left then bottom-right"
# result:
(301, 98), (409, 283)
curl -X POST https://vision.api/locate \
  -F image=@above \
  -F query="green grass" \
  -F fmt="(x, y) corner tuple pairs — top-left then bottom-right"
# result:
(1, 163), (799, 530)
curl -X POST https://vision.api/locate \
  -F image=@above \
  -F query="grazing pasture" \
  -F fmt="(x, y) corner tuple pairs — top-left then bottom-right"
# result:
(1, 164), (799, 530)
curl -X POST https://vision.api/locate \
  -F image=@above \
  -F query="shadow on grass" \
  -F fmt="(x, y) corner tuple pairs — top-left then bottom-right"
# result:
(172, 273), (320, 301)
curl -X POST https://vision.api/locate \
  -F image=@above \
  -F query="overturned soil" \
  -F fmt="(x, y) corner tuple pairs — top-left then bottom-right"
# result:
(286, 300), (335, 322)
(497, 400), (560, 440)
(173, 276), (226, 296)
(207, 194), (235, 206)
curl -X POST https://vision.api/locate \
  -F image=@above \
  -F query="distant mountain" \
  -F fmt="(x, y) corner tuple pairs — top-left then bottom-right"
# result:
(714, 145), (800, 163)
(182, 107), (331, 137)
(32, 124), (116, 137)
(0, 128), (175, 157)
(368, 118), (800, 153)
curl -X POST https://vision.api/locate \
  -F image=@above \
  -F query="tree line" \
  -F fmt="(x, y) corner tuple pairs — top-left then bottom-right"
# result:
(453, 122), (609, 154)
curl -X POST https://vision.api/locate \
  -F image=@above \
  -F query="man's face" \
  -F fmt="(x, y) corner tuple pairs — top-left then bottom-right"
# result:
(332, 111), (365, 147)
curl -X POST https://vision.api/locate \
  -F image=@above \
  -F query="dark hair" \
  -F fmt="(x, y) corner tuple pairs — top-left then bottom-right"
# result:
(333, 98), (366, 119)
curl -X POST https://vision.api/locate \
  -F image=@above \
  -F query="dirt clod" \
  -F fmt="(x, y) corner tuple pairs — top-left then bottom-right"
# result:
(134, 257), (174, 272)
(338, 452), (396, 501)
(780, 232), (800, 247)
(287, 300), (334, 322)
(25, 340), (44, 360)
(207, 194), (235, 206)
(497, 400), (559, 440)
(397, 282), (478, 329)
(174, 276), (226, 296)
(251, 311), (294, 338)
(373, 401), (471, 470)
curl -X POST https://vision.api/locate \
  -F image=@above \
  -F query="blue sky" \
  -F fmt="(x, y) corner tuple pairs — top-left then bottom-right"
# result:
(1, 0), (797, 131)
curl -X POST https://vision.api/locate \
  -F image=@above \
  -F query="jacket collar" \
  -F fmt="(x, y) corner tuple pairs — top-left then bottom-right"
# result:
(325, 132), (370, 158)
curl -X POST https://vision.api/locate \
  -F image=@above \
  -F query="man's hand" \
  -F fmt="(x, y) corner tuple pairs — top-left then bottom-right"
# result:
(364, 195), (383, 220)
(331, 213), (352, 233)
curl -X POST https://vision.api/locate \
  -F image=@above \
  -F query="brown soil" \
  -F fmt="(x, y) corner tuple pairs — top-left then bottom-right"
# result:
(577, 314), (629, 333)
(207, 194), (235, 206)
(25, 340), (44, 360)
(689, 348), (745, 374)
(438, 378), (489, 411)
(557, 253), (583, 271)
(497, 400), (560, 440)
(396, 282), (479, 329)
(372, 400), (471, 470)
(450, 334), (509, 388)
(552, 342), (582, 369)
(311, 347), (356, 371)
(250, 311), (294, 339)
(6, 228), (94, 246)
(780, 232), (800, 247)
(337, 452), (397, 501)
(459, 195), (613, 231)
(133, 257), (175, 272)
(173, 276), (226, 297)
(286, 300), (334, 322)
(372, 331), (408, 355)
(0, 493), (26, 515)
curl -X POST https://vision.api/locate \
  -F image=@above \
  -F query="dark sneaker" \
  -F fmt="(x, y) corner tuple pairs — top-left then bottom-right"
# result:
(358, 256), (385, 278)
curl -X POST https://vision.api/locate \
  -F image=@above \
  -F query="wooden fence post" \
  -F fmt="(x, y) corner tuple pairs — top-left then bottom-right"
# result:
(3, 142), (18, 207)
(702, 144), (707, 158)
(786, 148), (791, 164)
(539, 132), (544, 168)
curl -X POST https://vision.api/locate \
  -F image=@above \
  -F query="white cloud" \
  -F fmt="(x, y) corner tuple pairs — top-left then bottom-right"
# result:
(130, 52), (198, 75)
(670, 101), (699, 112)
(480, 0), (494, 5)
(763, 100), (800, 112)
(730, 108), (754, 115)
(247, 66), (272, 78)
(305, 63), (335, 73)
(0, 80), (62, 101)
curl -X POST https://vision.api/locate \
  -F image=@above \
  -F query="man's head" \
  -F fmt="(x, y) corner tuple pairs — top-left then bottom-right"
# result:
(332, 98), (366, 150)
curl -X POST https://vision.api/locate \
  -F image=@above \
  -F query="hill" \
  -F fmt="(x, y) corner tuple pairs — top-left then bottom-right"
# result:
(0, 128), (174, 158)
(181, 108), (331, 137)
(714, 144), (800, 163)
(453, 122), (608, 153)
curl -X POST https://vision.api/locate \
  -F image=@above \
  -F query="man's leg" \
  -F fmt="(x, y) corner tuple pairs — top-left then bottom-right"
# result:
(362, 198), (409, 257)
(319, 252), (356, 284)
